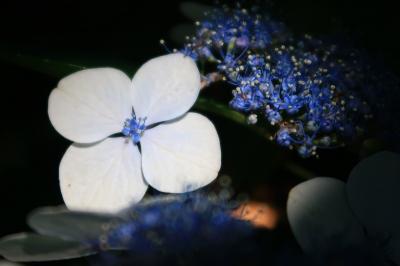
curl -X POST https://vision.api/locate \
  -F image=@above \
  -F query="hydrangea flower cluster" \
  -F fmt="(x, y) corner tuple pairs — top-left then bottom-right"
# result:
(181, 3), (397, 157)
(182, 4), (285, 61)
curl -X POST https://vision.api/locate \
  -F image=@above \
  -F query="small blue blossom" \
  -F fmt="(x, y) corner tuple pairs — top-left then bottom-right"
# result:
(265, 109), (282, 125)
(121, 113), (147, 144)
(230, 83), (265, 111)
(276, 128), (293, 147)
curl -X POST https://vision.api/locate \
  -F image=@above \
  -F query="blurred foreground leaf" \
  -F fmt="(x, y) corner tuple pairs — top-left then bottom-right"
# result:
(0, 233), (94, 262)
(287, 177), (366, 257)
(0, 259), (25, 266)
(28, 206), (118, 242)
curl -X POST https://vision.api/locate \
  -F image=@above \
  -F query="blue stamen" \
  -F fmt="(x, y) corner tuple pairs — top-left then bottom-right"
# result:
(122, 114), (147, 144)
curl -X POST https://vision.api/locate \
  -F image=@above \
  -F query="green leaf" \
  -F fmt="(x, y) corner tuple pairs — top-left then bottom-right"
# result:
(0, 51), (85, 78)
(0, 49), (136, 77)
(0, 233), (94, 262)
(193, 97), (274, 139)
(27, 206), (120, 242)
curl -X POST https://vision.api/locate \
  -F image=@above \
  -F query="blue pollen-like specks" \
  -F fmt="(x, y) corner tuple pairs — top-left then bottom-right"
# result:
(122, 114), (147, 144)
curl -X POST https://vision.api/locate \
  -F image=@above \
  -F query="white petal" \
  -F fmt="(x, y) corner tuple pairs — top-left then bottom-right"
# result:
(59, 137), (148, 213)
(49, 68), (132, 143)
(140, 112), (221, 193)
(131, 53), (200, 125)
(347, 151), (400, 264)
(287, 177), (366, 256)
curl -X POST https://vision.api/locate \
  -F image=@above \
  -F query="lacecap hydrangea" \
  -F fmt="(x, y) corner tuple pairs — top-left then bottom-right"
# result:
(181, 3), (399, 157)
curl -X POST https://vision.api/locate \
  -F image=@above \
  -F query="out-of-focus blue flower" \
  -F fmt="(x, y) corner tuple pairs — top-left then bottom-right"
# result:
(91, 192), (268, 265)
(182, 2), (400, 157)
(98, 193), (252, 250)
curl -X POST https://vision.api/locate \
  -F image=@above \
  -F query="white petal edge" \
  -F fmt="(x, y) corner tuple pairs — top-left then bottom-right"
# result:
(140, 112), (221, 193)
(49, 68), (132, 143)
(130, 53), (201, 125)
(347, 151), (400, 264)
(59, 137), (148, 213)
(287, 177), (366, 256)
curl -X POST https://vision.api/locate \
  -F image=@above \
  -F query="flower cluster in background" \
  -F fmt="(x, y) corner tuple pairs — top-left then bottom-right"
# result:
(181, 3), (400, 157)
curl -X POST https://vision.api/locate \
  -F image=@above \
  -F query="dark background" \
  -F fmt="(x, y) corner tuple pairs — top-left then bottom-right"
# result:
(0, 0), (399, 264)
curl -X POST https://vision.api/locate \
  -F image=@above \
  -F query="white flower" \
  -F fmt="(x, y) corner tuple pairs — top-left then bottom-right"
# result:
(48, 53), (221, 213)
(287, 152), (400, 265)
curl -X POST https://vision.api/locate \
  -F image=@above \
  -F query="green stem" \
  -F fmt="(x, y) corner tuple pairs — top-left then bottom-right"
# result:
(194, 97), (271, 138)
(194, 97), (314, 180)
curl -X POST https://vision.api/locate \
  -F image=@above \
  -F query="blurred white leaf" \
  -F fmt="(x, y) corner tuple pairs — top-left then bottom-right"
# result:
(287, 177), (366, 256)
(0, 260), (25, 266)
(0, 233), (94, 262)
(347, 151), (400, 264)
(27, 205), (119, 242)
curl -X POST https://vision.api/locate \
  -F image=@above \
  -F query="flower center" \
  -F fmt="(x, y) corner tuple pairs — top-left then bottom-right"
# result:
(122, 115), (147, 144)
